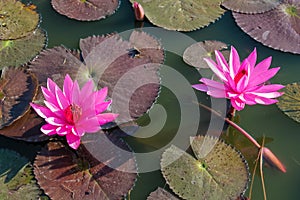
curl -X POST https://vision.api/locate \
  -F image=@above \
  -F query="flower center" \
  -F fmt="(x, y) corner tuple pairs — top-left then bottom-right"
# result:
(234, 69), (247, 84)
(63, 104), (82, 124)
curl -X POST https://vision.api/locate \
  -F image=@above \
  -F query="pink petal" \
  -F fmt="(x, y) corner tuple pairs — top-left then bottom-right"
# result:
(66, 133), (81, 150)
(45, 117), (66, 126)
(252, 56), (272, 77)
(56, 126), (70, 136)
(248, 67), (280, 87)
(96, 87), (108, 103)
(246, 48), (257, 70)
(231, 98), (245, 111)
(97, 113), (118, 125)
(30, 103), (54, 119)
(41, 124), (57, 136)
(215, 50), (229, 73)
(96, 100), (112, 114)
(236, 75), (248, 92)
(207, 88), (227, 98)
(72, 80), (81, 105)
(63, 74), (73, 102)
(200, 78), (225, 90)
(192, 84), (208, 92)
(80, 79), (95, 103)
(204, 58), (227, 81)
(47, 78), (58, 95)
(254, 97), (278, 105)
(229, 46), (240, 78)
(76, 117), (100, 134)
(55, 85), (69, 110)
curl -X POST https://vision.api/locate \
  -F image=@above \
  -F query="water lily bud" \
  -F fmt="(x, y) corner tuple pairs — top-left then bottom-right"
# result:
(133, 2), (144, 21)
(262, 147), (286, 173)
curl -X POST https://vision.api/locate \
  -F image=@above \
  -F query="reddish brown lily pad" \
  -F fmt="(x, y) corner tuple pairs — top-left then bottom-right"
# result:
(222, 0), (281, 14)
(233, 0), (300, 54)
(34, 133), (137, 200)
(28, 46), (83, 101)
(78, 31), (163, 124)
(183, 40), (229, 69)
(0, 108), (48, 142)
(51, 0), (120, 21)
(147, 187), (179, 200)
(0, 67), (38, 129)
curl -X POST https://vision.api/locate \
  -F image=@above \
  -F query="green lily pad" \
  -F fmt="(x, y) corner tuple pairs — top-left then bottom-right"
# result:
(147, 187), (179, 200)
(51, 0), (120, 21)
(0, 0), (40, 40)
(222, 0), (281, 14)
(277, 82), (300, 123)
(35, 132), (137, 200)
(161, 136), (249, 200)
(130, 0), (226, 31)
(0, 149), (41, 200)
(183, 40), (229, 69)
(0, 28), (47, 69)
(0, 67), (38, 129)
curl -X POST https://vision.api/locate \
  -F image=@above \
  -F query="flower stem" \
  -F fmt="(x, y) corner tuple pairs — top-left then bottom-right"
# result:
(195, 101), (286, 173)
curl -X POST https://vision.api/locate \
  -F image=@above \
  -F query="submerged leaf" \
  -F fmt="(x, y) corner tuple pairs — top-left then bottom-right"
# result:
(51, 0), (120, 21)
(277, 82), (300, 123)
(0, 28), (47, 69)
(35, 132), (137, 200)
(0, 0), (39, 40)
(0, 67), (38, 129)
(147, 187), (179, 200)
(130, 0), (226, 31)
(183, 40), (229, 69)
(233, 0), (300, 54)
(161, 136), (249, 200)
(222, 0), (281, 14)
(78, 31), (163, 125)
(0, 149), (40, 200)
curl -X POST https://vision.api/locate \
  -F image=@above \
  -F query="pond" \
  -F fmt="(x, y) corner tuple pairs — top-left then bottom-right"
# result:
(0, 0), (300, 200)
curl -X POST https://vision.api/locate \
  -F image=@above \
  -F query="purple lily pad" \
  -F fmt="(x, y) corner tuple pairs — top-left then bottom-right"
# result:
(78, 31), (163, 125)
(233, 0), (300, 54)
(34, 132), (137, 200)
(0, 67), (38, 129)
(222, 0), (281, 14)
(51, 0), (120, 21)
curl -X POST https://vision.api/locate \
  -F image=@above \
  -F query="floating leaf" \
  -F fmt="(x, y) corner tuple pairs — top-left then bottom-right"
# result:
(29, 46), (82, 101)
(0, 0), (39, 40)
(0, 108), (48, 142)
(78, 31), (163, 124)
(51, 0), (120, 21)
(0, 149), (41, 200)
(277, 82), (300, 123)
(0, 67), (38, 129)
(0, 28), (47, 69)
(233, 0), (300, 54)
(222, 0), (281, 14)
(183, 40), (229, 69)
(35, 133), (137, 200)
(130, 0), (226, 31)
(147, 187), (179, 200)
(161, 136), (249, 200)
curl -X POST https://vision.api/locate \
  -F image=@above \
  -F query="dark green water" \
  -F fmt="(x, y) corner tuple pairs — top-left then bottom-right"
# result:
(2, 0), (299, 199)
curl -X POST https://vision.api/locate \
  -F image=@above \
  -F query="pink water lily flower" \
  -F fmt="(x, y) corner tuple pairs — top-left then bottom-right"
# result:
(30, 74), (118, 149)
(192, 46), (284, 111)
